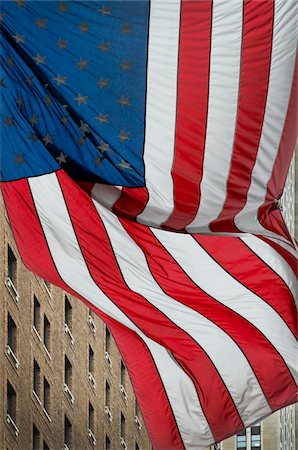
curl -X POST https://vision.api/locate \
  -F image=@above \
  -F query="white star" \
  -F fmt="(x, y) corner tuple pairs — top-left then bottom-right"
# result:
(6, 56), (14, 67)
(42, 133), (53, 147)
(33, 53), (46, 65)
(58, 1), (68, 13)
(25, 75), (34, 87)
(60, 115), (69, 127)
(35, 17), (48, 31)
(98, 5), (112, 16)
(56, 152), (67, 165)
(95, 113), (109, 125)
(29, 114), (39, 127)
(13, 32), (25, 44)
(76, 58), (89, 71)
(74, 93), (88, 106)
(78, 22), (89, 33)
(28, 132), (38, 143)
(117, 130), (130, 142)
(57, 38), (69, 49)
(118, 160), (132, 170)
(53, 74), (67, 86)
(94, 155), (103, 167)
(97, 141), (110, 153)
(79, 121), (90, 134)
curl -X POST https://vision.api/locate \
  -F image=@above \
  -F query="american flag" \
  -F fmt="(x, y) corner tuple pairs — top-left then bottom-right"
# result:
(1, 1), (297, 449)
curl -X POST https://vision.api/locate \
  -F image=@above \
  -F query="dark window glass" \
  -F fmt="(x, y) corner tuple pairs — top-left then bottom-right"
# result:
(105, 327), (110, 353)
(7, 382), (16, 421)
(64, 296), (72, 330)
(33, 359), (41, 398)
(8, 245), (17, 286)
(33, 296), (40, 332)
(43, 377), (50, 414)
(33, 424), (40, 450)
(7, 313), (17, 353)
(251, 424), (261, 448)
(64, 415), (72, 448)
(135, 443), (140, 450)
(64, 356), (72, 388)
(105, 381), (110, 407)
(43, 315), (50, 352)
(105, 435), (110, 450)
(121, 412), (126, 439)
(89, 402), (94, 431)
(43, 441), (49, 450)
(89, 346), (94, 374)
(121, 361), (126, 386)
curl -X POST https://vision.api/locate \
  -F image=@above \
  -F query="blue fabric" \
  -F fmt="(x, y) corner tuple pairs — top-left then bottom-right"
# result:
(0, 1), (150, 185)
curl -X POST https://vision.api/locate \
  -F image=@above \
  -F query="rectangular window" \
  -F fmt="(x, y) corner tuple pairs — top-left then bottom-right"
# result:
(121, 412), (126, 439)
(64, 296), (72, 330)
(7, 313), (17, 353)
(105, 435), (111, 450)
(33, 359), (41, 398)
(105, 381), (110, 407)
(43, 377), (50, 415)
(64, 415), (72, 448)
(7, 381), (16, 421)
(135, 443), (140, 450)
(236, 429), (247, 450)
(64, 355), (72, 389)
(8, 245), (17, 286)
(89, 345), (94, 374)
(43, 441), (49, 450)
(33, 424), (40, 450)
(33, 296), (41, 333)
(251, 424), (261, 448)
(43, 315), (51, 352)
(105, 327), (111, 353)
(89, 402), (94, 432)
(121, 361), (126, 386)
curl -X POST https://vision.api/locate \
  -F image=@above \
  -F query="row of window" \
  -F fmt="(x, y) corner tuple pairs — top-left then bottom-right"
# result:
(236, 425), (261, 449)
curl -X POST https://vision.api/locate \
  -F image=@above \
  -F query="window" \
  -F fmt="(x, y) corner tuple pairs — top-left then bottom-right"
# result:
(43, 441), (49, 450)
(33, 296), (41, 333)
(135, 443), (140, 450)
(89, 346), (94, 374)
(121, 413), (126, 439)
(8, 245), (17, 286)
(236, 429), (247, 450)
(105, 381), (110, 407)
(105, 435), (111, 450)
(105, 327), (111, 353)
(64, 355), (72, 389)
(251, 424), (261, 448)
(120, 361), (126, 386)
(43, 377), (50, 415)
(7, 381), (16, 421)
(64, 415), (72, 449)
(33, 424), (40, 450)
(7, 313), (17, 353)
(64, 296), (72, 330)
(89, 402), (94, 432)
(135, 398), (140, 416)
(43, 315), (51, 352)
(33, 359), (41, 399)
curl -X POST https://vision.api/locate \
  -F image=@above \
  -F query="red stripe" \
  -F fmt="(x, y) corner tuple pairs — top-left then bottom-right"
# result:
(257, 58), (297, 237)
(1, 179), (184, 450)
(112, 186), (149, 220)
(119, 218), (297, 412)
(210, 0), (274, 233)
(194, 235), (297, 337)
(162, 0), (212, 231)
(258, 236), (298, 276)
(57, 171), (244, 441)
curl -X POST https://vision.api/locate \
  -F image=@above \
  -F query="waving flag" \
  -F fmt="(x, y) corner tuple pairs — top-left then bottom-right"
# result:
(1, 1), (297, 449)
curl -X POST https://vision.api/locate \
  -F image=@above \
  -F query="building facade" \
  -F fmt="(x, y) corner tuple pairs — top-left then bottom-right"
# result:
(0, 193), (151, 449)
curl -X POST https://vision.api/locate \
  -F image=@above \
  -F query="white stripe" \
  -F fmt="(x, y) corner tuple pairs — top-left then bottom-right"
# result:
(186, 0), (243, 233)
(240, 235), (297, 303)
(234, 0), (297, 234)
(152, 229), (298, 383)
(136, 0), (180, 227)
(95, 201), (271, 427)
(28, 173), (211, 450)
(91, 183), (122, 210)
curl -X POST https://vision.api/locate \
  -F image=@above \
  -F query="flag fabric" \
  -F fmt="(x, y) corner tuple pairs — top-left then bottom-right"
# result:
(1, 1), (297, 449)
